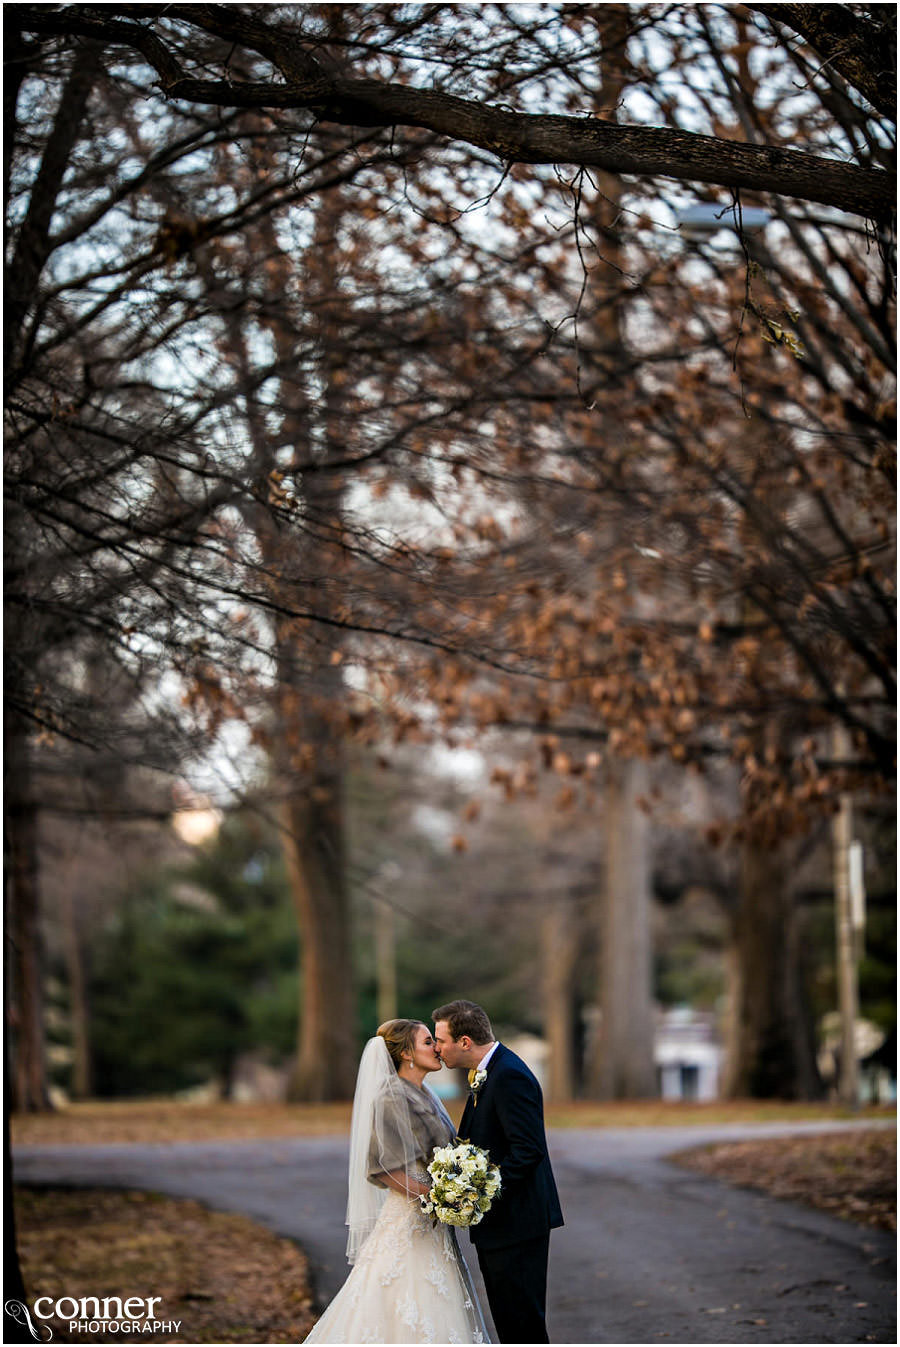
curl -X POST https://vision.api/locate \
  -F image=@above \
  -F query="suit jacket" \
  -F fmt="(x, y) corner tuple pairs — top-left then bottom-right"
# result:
(458, 1043), (564, 1251)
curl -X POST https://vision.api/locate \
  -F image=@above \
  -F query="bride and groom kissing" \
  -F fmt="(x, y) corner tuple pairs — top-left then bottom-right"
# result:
(304, 999), (564, 1344)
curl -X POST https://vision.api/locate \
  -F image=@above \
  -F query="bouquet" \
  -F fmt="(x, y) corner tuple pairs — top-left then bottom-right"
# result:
(420, 1139), (501, 1228)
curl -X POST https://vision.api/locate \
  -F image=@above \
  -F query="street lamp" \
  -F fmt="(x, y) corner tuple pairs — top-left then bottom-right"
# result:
(677, 202), (772, 239)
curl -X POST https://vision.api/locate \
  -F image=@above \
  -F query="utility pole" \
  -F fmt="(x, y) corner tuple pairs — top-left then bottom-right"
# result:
(832, 723), (860, 1108)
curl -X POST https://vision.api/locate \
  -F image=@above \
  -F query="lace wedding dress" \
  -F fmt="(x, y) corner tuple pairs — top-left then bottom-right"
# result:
(304, 1178), (488, 1344)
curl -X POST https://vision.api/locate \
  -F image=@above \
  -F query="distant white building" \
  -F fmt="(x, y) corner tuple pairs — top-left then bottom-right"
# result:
(654, 1007), (723, 1101)
(433, 1015), (723, 1103)
(506, 1032), (550, 1092)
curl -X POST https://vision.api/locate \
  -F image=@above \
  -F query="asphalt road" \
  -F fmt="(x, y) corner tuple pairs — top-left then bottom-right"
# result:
(13, 1120), (896, 1345)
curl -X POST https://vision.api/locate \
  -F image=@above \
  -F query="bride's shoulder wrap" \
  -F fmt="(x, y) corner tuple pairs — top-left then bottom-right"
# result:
(367, 1077), (452, 1186)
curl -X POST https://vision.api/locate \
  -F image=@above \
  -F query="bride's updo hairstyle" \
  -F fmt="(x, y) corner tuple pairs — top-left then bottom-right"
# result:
(377, 1018), (423, 1071)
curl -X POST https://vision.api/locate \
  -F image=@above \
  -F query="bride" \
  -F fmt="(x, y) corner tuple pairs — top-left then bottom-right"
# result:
(303, 1018), (490, 1344)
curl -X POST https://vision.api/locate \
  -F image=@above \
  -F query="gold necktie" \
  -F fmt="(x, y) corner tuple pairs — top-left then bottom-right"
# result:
(468, 1068), (477, 1087)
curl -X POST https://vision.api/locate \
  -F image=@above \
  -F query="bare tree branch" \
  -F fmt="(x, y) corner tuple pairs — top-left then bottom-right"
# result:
(16, 4), (894, 219)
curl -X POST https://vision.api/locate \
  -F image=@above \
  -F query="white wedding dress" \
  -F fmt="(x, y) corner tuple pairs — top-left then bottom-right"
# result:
(304, 1175), (488, 1344)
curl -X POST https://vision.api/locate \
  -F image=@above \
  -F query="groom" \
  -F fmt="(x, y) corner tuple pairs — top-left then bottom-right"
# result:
(433, 999), (563, 1344)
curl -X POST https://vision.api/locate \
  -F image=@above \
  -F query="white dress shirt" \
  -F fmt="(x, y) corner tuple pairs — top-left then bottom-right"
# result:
(476, 1040), (501, 1074)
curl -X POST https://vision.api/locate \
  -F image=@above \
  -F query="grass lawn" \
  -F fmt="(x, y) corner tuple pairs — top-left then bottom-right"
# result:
(11, 1094), (891, 1146)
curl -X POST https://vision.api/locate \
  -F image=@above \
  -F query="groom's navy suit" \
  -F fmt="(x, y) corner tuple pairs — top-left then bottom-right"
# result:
(459, 1043), (563, 1343)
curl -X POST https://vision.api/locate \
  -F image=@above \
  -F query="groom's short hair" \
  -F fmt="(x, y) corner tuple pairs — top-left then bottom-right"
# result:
(433, 999), (493, 1045)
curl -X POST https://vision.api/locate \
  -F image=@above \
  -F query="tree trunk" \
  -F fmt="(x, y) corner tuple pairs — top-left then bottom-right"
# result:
(4, 718), (50, 1112)
(4, 1064), (33, 1342)
(374, 899), (398, 1026)
(276, 633), (357, 1102)
(584, 9), (657, 1103)
(723, 837), (823, 1099)
(541, 896), (579, 1102)
(276, 147), (359, 1100)
(281, 712), (356, 1101)
(588, 758), (657, 1098)
(60, 882), (92, 1099)
(188, 153), (359, 1101)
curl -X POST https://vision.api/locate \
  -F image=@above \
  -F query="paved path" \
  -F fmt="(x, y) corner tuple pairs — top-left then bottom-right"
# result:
(13, 1121), (895, 1344)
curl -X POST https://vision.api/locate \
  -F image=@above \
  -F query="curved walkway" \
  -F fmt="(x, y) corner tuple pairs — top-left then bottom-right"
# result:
(13, 1120), (895, 1344)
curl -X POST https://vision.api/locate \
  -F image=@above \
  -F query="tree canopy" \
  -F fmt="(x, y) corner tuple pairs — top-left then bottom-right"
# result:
(5, 2), (895, 1107)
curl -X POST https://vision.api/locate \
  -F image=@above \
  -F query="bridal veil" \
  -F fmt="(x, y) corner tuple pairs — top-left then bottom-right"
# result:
(344, 1034), (421, 1262)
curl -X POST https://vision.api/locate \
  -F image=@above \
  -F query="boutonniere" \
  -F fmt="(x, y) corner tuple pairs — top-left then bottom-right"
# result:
(469, 1068), (488, 1104)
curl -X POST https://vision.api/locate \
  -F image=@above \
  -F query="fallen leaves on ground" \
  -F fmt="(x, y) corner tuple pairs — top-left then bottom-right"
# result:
(14, 1188), (317, 1343)
(671, 1128), (896, 1232)
(544, 1099), (889, 1129)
